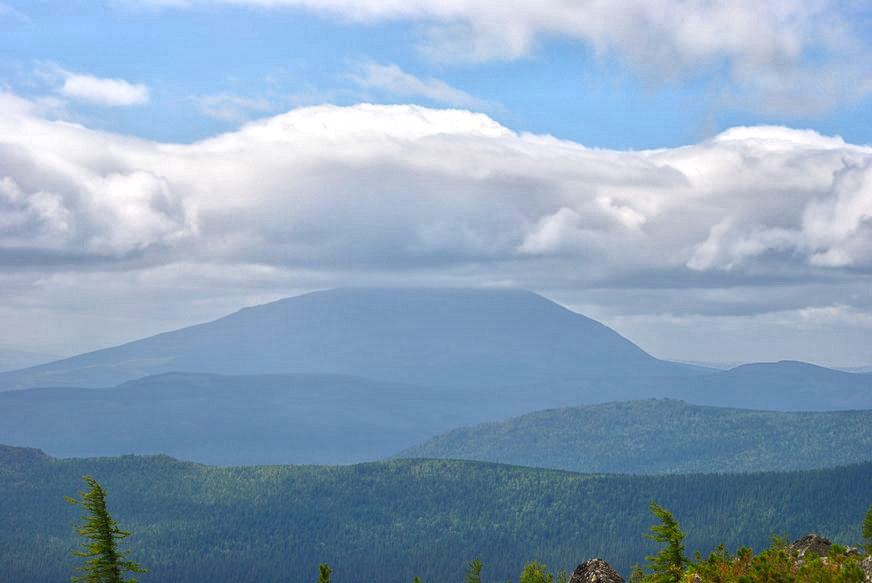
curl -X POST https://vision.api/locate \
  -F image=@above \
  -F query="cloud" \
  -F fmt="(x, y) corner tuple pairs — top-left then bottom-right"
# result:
(350, 62), (492, 110)
(3, 91), (872, 274)
(0, 1), (31, 22)
(2, 91), (872, 361)
(57, 69), (150, 106)
(193, 92), (275, 122)
(132, 0), (872, 114)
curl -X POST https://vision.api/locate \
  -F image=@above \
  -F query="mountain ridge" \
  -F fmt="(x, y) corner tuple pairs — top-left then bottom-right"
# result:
(397, 398), (872, 474)
(0, 372), (481, 465)
(0, 287), (705, 391)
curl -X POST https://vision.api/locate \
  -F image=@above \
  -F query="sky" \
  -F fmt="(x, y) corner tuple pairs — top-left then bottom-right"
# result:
(1, 0), (872, 367)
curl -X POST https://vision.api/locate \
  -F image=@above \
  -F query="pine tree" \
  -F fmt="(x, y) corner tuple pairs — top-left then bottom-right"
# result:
(643, 502), (688, 583)
(520, 561), (554, 583)
(318, 563), (332, 583)
(863, 502), (872, 553)
(65, 475), (146, 583)
(466, 559), (483, 583)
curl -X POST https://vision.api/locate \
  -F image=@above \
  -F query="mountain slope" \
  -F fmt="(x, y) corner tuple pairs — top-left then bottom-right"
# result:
(0, 348), (61, 372)
(510, 361), (872, 411)
(0, 287), (701, 390)
(2, 447), (870, 583)
(398, 399), (872, 474)
(676, 361), (872, 410)
(0, 372), (485, 465)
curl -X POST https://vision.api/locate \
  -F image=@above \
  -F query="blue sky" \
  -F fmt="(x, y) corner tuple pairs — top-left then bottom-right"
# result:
(1, 0), (872, 367)
(3, 1), (871, 149)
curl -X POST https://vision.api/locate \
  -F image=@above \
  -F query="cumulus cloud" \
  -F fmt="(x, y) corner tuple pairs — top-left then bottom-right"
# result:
(350, 62), (493, 110)
(2, 90), (872, 361)
(57, 69), (150, 106)
(133, 0), (872, 114)
(2, 90), (872, 274)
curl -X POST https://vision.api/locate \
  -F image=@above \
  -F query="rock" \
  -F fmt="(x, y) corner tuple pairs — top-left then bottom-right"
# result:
(569, 559), (624, 583)
(790, 534), (832, 560)
(845, 547), (863, 558)
(861, 556), (871, 583)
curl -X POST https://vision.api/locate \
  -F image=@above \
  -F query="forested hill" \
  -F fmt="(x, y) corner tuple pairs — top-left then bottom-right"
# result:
(2, 445), (870, 583)
(397, 399), (872, 474)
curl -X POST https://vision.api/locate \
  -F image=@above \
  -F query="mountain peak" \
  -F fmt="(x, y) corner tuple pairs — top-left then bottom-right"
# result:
(0, 287), (696, 390)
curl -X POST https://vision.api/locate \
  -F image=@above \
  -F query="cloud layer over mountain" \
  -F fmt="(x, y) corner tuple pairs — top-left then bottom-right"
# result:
(1, 90), (871, 362)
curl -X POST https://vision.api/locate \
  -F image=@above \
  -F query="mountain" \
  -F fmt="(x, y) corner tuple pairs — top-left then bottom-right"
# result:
(398, 399), (872, 474)
(0, 348), (61, 373)
(660, 361), (872, 410)
(0, 287), (703, 391)
(0, 372), (488, 465)
(2, 446), (869, 583)
(505, 360), (872, 412)
(1, 289), (867, 416)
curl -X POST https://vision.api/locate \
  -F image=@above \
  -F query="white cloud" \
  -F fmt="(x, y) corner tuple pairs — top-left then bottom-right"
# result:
(193, 92), (275, 122)
(3, 91), (872, 361)
(351, 62), (492, 110)
(0, 1), (31, 22)
(133, 0), (872, 114)
(3, 91), (872, 272)
(58, 70), (150, 107)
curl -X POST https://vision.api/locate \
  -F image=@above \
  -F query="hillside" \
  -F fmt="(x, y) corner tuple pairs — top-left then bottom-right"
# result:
(515, 361), (872, 411)
(0, 348), (60, 373)
(0, 287), (701, 391)
(1, 446), (870, 583)
(0, 373), (486, 465)
(398, 399), (872, 474)
(670, 361), (872, 410)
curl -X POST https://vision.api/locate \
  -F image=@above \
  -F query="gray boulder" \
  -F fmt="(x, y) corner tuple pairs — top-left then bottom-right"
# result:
(569, 559), (624, 583)
(861, 556), (871, 583)
(789, 534), (832, 560)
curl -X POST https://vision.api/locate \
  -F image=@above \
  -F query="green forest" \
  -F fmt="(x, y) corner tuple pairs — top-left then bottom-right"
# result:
(398, 399), (872, 474)
(1, 445), (870, 583)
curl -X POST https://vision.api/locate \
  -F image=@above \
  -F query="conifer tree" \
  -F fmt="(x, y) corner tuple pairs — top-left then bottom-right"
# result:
(66, 475), (146, 583)
(863, 502), (872, 553)
(318, 563), (332, 583)
(466, 559), (483, 583)
(520, 561), (554, 583)
(643, 502), (688, 583)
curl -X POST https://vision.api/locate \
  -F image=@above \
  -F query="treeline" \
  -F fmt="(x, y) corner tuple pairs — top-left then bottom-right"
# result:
(1, 449), (871, 582)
